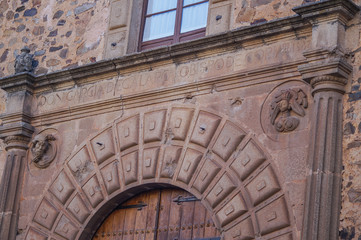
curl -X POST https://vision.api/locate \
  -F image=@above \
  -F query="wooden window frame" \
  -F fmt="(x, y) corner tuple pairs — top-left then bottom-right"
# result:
(139, 0), (208, 51)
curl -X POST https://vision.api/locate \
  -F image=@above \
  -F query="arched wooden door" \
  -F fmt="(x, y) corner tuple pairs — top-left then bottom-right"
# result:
(92, 189), (220, 240)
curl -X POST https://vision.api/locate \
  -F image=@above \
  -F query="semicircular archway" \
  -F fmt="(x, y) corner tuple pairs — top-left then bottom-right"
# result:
(25, 105), (295, 240)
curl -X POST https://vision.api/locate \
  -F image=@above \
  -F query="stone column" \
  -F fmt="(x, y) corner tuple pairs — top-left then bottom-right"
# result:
(293, 0), (359, 239)
(0, 75), (35, 239)
(302, 75), (346, 240)
(0, 135), (31, 240)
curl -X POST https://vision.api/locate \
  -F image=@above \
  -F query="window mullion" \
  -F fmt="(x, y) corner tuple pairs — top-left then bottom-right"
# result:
(174, 0), (184, 43)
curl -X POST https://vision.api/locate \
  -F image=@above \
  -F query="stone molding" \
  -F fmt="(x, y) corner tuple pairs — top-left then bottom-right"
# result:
(0, 14), (307, 93)
(293, 0), (360, 25)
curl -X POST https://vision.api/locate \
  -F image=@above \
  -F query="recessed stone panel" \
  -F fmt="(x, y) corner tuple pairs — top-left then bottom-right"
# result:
(121, 151), (138, 184)
(212, 121), (245, 161)
(49, 171), (75, 205)
(216, 193), (247, 227)
(100, 161), (120, 194)
(90, 128), (115, 165)
(169, 108), (194, 140)
(82, 175), (104, 208)
(54, 215), (79, 240)
(117, 115), (139, 151)
(33, 199), (59, 230)
(144, 110), (166, 143)
(208, 4), (231, 35)
(160, 146), (182, 178)
(67, 147), (94, 184)
(190, 111), (221, 147)
(193, 159), (220, 193)
(177, 148), (203, 184)
(255, 197), (290, 235)
(67, 194), (90, 224)
(109, 0), (129, 29)
(230, 140), (266, 180)
(206, 174), (236, 208)
(105, 29), (126, 59)
(25, 227), (48, 240)
(142, 147), (160, 179)
(245, 165), (280, 206)
(226, 217), (254, 240)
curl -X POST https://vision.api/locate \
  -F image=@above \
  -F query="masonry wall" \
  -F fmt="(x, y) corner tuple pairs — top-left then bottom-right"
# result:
(340, 9), (361, 240)
(0, 0), (315, 77)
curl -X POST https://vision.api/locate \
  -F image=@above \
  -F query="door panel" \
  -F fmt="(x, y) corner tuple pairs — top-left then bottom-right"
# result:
(93, 189), (220, 240)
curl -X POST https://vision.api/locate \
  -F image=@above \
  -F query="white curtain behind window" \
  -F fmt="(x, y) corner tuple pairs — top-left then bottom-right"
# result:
(180, 2), (208, 33)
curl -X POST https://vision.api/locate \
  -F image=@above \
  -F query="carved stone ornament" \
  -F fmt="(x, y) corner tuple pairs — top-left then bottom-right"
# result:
(270, 88), (308, 132)
(30, 134), (57, 168)
(14, 46), (34, 73)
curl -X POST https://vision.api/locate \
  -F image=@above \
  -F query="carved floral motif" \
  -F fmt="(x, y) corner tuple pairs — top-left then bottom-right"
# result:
(30, 134), (56, 168)
(270, 88), (308, 132)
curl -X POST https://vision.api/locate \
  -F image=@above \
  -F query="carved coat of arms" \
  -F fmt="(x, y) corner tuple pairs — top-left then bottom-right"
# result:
(270, 88), (308, 132)
(30, 134), (56, 168)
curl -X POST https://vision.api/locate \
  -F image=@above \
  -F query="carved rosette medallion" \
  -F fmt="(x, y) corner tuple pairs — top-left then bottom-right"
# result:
(30, 133), (57, 169)
(270, 88), (308, 132)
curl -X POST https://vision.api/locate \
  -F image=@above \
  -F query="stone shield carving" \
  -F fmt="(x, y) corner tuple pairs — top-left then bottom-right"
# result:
(270, 88), (308, 132)
(30, 134), (56, 168)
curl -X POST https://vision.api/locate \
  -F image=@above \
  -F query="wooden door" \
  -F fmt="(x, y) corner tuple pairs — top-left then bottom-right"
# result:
(92, 189), (220, 240)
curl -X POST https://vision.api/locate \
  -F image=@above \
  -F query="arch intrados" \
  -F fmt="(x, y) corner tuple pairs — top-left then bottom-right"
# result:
(81, 183), (216, 240)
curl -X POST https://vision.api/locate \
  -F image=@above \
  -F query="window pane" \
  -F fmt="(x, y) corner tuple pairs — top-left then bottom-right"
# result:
(143, 11), (176, 41)
(180, 2), (208, 33)
(147, 0), (177, 14)
(183, 0), (204, 6)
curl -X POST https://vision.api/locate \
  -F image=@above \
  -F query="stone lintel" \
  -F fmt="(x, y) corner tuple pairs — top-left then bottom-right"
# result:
(293, 0), (360, 24)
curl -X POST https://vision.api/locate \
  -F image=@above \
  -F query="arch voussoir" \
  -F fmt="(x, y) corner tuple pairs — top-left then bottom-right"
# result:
(25, 105), (295, 240)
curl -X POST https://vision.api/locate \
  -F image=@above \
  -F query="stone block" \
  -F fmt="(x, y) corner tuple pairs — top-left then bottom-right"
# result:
(109, 0), (129, 30)
(207, 4), (231, 35)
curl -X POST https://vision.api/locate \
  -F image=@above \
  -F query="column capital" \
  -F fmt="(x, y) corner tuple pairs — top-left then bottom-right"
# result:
(310, 74), (348, 95)
(0, 121), (34, 151)
(3, 135), (31, 151)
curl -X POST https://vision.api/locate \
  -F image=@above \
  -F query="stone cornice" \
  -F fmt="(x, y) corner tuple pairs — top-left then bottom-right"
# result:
(0, 121), (34, 141)
(293, 0), (360, 24)
(0, 15), (308, 93)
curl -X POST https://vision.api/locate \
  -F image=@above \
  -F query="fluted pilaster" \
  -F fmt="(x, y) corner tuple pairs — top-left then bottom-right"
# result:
(302, 75), (344, 240)
(0, 135), (30, 240)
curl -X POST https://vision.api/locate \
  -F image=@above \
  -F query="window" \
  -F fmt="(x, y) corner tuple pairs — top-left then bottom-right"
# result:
(139, 0), (209, 51)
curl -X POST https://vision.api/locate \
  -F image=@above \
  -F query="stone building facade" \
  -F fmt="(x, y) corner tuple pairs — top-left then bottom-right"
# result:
(0, 0), (361, 239)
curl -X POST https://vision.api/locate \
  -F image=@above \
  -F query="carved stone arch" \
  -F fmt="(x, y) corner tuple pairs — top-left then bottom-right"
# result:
(25, 105), (295, 240)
